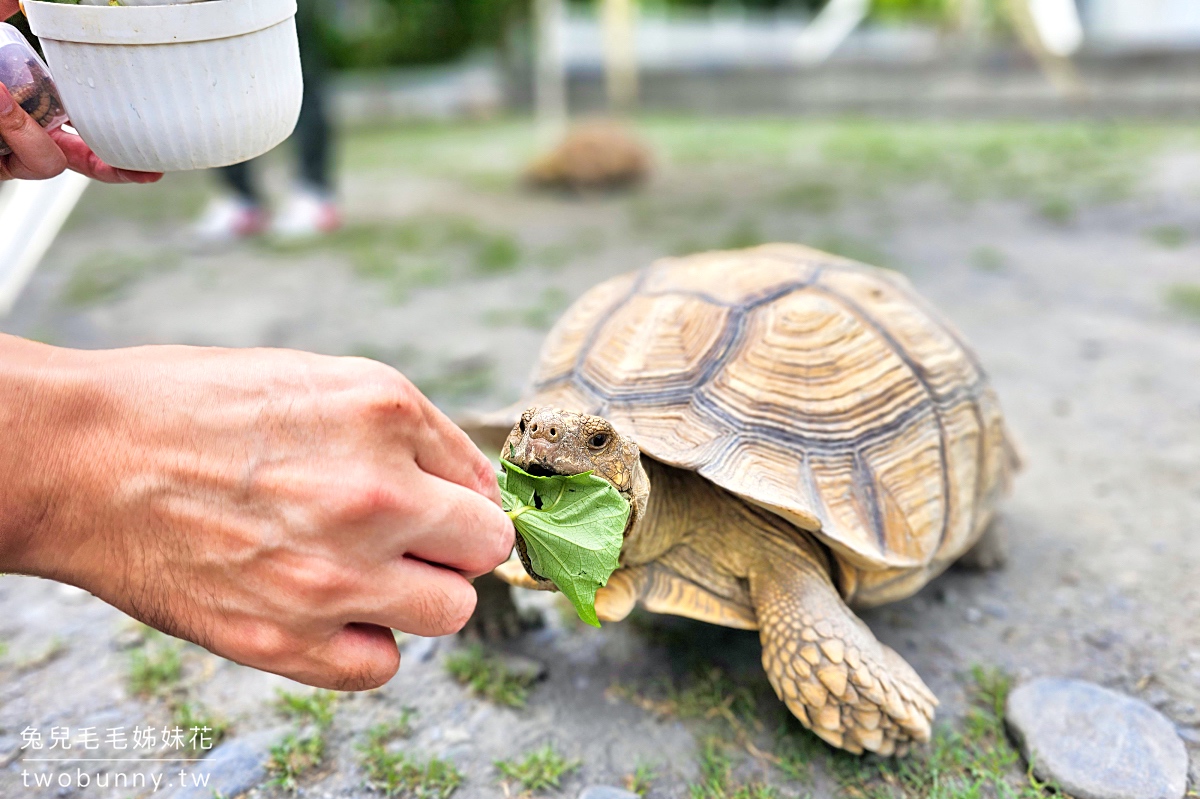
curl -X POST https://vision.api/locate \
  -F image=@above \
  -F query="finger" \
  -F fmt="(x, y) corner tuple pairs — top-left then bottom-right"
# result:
(49, 127), (162, 184)
(0, 84), (67, 181)
(400, 470), (514, 577)
(358, 557), (478, 638)
(293, 623), (401, 692)
(404, 383), (503, 505)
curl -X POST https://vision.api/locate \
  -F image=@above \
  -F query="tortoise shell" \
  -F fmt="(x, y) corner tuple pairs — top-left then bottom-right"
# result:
(505, 244), (1017, 584)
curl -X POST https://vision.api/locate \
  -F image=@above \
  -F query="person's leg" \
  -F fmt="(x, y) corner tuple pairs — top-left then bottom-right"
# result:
(295, 10), (333, 198)
(273, 0), (340, 236)
(193, 159), (268, 242)
(220, 159), (265, 207)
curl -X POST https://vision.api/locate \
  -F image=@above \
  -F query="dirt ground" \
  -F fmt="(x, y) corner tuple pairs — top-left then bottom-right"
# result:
(1, 118), (1198, 798)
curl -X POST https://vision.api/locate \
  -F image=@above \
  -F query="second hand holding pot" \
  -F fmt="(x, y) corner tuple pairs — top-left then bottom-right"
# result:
(21, 0), (303, 172)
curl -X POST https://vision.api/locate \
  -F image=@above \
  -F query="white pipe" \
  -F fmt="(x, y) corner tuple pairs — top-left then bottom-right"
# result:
(601, 0), (638, 112)
(0, 170), (90, 316)
(534, 0), (567, 143)
(792, 0), (870, 67)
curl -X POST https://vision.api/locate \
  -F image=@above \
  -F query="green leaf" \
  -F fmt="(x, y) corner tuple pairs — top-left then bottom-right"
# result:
(498, 459), (629, 627)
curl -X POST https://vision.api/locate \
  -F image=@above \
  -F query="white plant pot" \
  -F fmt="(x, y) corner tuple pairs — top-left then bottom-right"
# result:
(23, 0), (302, 172)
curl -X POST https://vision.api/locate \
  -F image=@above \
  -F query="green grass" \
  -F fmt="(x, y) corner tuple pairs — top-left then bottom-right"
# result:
(444, 644), (535, 708)
(495, 744), (580, 794)
(276, 689), (339, 729)
(609, 665), (763, 749)
(774, 180), (840, 214)
(474, 233), (521, 274)
(1146, 225), (1188, 249)
(364, 708), (419, 744)
(359, 710), (462, 799)
(623, 764), (657, 797)
(971, 246), (1007, 273)
(260, 214), (523, 302)
(1036, 196), (1075, 225)
(638, 118), (1166, 209)
(266, 689), (338, 790)
(775, 666), (1065, 799)
(127, 634), (183, 697)
(171, 702), (228, 754)
(62, 250), (179, 306)
(363, 750), (463, 799)
(614, 659), (1060, 798)
(1164, 283), (1200, 319)
(484, 287), (570, 330)
(268, 733), (326, 792)
(414, 358), (496, 406)
(66, 170), (210, 232)
(689, 737), (779, 799)
(810, 233), (891, 267)
(721, 220), (766, 250)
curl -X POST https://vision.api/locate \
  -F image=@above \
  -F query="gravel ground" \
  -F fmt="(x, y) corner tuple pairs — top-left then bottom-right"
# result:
(1, 118), (1197, 798)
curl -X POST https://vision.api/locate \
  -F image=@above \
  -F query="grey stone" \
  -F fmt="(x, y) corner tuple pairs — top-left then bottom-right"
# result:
(1005, 678), (1188, 799)
(161, 727), (286, 799)
(579, 787), (640, 799)
(499, 653), (548, 683)
(404, 635), (441, 663)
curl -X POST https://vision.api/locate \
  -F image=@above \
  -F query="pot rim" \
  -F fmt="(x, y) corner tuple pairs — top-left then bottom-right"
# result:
(24, 0), (296, 45)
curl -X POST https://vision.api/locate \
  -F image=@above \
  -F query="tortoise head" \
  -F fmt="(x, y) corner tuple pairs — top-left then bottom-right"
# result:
(503, 406), (649, 541)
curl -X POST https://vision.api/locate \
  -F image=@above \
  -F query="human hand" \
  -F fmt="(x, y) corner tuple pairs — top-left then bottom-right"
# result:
(0, 83), (162, 182)
(0, 339), (514, 690)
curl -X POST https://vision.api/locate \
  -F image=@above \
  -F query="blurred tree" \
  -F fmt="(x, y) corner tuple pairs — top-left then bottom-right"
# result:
(313, 0), (528, 69)
(309, 0), (1013, 70)
(869, 0), (950, 22)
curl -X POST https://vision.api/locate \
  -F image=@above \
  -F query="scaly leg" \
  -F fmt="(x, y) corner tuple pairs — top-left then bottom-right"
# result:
(750, 543), (937, 755)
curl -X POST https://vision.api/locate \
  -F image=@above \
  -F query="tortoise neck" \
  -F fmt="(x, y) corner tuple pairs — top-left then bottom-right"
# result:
(621, 457), (695, 566)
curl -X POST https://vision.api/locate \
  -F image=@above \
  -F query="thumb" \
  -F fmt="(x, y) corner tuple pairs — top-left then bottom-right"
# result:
(0, 84), (67, 181)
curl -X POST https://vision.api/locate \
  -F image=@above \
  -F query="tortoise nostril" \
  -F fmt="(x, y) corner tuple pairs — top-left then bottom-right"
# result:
(549, 427), (557, 437)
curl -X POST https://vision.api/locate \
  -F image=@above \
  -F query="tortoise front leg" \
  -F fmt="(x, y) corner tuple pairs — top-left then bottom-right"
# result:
(495, 559), (647, 623)
(750, 543), (937, 755)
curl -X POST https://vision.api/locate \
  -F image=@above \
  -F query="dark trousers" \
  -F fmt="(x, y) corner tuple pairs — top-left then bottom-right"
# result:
(221, 0), (331, 203)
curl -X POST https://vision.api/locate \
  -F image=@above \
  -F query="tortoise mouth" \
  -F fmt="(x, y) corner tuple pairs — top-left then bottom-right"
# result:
(523, 463), (570, 478)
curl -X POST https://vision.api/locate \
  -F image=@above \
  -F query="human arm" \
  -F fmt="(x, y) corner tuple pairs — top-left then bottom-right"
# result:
(0, 335), (514, 689)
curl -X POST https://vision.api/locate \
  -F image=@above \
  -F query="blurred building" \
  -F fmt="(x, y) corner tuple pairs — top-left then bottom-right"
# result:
(1081, 0), (1200, 51)
(312, 0), (1200, 124)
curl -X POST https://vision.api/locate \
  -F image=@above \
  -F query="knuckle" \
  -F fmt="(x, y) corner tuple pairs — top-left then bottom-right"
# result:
(331, 664), (392, 692)
(0, 103), (22, 131)
(348, 360), (421, 422)
(469, 453), (501, 496)
(290, 559), (357, 603)
(333, 479), (403, 525)
(322, 642), (399, 692)
(446, 582), (478, 631)
(229, 624), (294, 668)
(417, 579), (476, 635)
(438, 498), (512, 577)
(483, 511), (516, 567)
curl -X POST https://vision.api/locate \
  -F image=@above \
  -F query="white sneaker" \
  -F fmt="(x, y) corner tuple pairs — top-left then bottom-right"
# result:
(192, 196), (268, 244)
(271, 187), (341, 240)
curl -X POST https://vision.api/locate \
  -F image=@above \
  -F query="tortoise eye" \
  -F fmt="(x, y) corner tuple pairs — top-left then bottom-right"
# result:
(588, 433), (609, 449)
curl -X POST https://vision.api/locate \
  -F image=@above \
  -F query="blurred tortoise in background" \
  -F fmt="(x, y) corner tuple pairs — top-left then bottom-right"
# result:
(469, 244), (1019, 755)
(524, 120), (651, 191)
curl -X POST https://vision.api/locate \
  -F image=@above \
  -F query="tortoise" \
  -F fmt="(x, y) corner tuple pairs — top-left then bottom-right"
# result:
(470, 244), (1019, 756)
(524, 120), (651, 191)
(0, 45), (66, 157)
